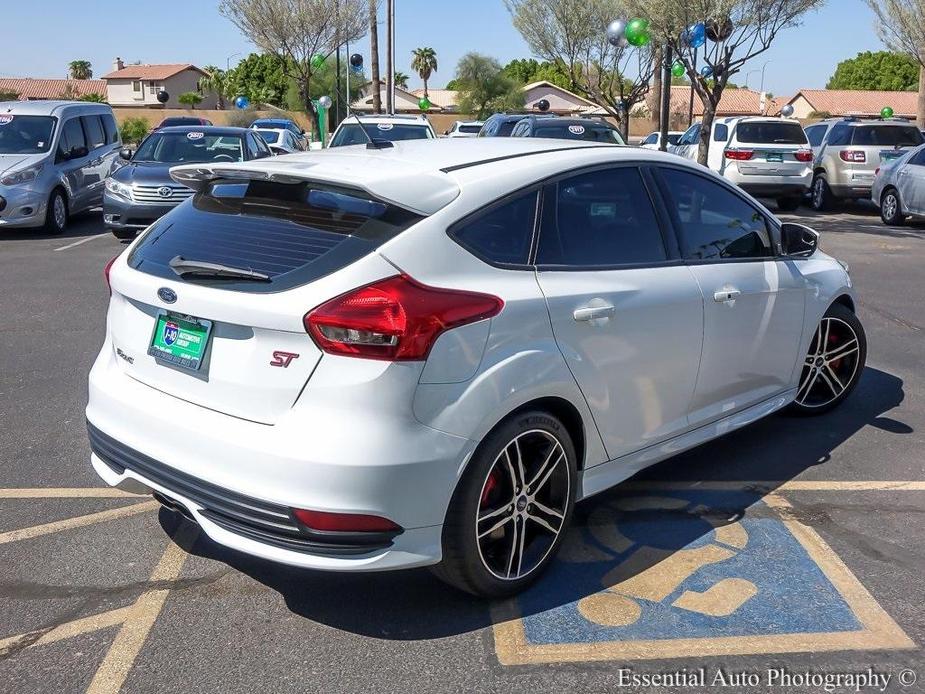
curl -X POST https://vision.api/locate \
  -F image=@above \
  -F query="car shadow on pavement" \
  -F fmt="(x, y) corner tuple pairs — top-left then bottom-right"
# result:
(0, 209), (104, 241)
(168, 367), (908, 640)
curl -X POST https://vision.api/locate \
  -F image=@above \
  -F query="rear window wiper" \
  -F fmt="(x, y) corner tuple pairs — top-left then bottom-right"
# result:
(168, 255), (270, 281)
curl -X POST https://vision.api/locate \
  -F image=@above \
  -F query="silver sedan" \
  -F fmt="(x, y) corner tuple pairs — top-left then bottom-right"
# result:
(872, 143), (925, 225)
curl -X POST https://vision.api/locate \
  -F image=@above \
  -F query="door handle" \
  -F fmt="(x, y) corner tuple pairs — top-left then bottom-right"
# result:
(713, 288), (741, 303)
(573, 305), (615, 322)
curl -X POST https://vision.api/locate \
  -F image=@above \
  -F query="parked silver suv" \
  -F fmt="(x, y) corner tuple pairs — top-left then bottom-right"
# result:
(805, 117), (923, 211)
(0, 100), (121, 233)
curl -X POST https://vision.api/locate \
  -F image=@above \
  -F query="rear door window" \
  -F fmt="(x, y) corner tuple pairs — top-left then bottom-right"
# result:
(449, 191), (537, 266)
(734, 121), (808, 145)
(536, 167), (667, 267)
(658, 168), (773, 261)
(101, 113), (119, 144)
(851, 125), (923, 147)
(81, 115), (106, 149)
(128, 180), (423, 293)
(58, 117), (86, 156)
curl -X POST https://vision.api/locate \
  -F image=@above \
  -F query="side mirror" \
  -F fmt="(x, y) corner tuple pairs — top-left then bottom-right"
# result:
(253, 149), (272, 159)
(119, 147), (134, 161)
(781, 222), (819, 257)
(70, 145), (89, 159)
(300, 129), (306, 136)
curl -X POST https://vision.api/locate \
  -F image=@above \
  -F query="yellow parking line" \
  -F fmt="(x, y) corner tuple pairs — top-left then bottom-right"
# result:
(0, 488), (143, 499)
(0, 501), (159, 545)
(0, 607), (132, 656)
(86, 523), (199, 694)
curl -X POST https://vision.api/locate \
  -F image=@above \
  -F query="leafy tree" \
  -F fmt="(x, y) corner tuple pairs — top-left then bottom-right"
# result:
(199, 66), (236, 109)
(502, 58), (572, 89)
(119, 117), (150, 144)
(57, 84), (83, 100)
(629, 0), (825, 165)
(506, 0), (657, 140)
(68, 60), (92, 79)
(0, 89), (20, 101)
(411, 47), (438, 97)
(808, 110), (832, 118)
(454, 52), (525, 118)
(445, 78), (461, 90)
(283, 55), (366, 123)
(827, 51), (919, 91)
(394, 71), (410, 89)
(220, 0), (368, 137)
(865, 0), (925, 126)
(79, 92), (107, 103)
(179, 91), (204, 108)
(225, 53), (289, 107)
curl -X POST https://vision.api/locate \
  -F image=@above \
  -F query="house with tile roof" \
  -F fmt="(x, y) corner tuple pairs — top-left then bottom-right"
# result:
(0, 78), (106, 101)
(409, 81), (608, 116)
(776, 89), (918, 119)
(102, 58), (214, 109)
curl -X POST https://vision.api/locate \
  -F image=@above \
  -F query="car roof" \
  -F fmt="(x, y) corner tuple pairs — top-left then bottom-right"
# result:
(455, 120), (484, 126)
(528, 117), (615, 128)
(0, 100), (112, 117)
(343, 114), (430, 123)
(252, 118), (295, 123)
(170, 137), (699, 215)
(155, 125), (251, 136)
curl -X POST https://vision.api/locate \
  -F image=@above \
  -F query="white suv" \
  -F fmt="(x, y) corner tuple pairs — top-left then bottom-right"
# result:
(671, 117), (813, 210)
(329, 114), (435, 146)
(88, 139), (863, 596)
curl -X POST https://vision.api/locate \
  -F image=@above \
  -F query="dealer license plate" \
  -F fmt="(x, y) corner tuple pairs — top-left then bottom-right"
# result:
(147, 311), (212, 371)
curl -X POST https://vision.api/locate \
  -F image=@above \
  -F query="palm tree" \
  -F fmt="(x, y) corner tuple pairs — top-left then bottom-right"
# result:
(393, 71), (410, 89)
(68, 60), (92, 80)
(410, 47), (437, 98)
(369, 0), (381, 113)
(199, 66), (233, 110)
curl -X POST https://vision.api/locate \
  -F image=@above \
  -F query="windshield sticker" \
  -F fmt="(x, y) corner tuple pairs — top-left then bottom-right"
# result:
(187, 131), (205, 140)
(0, 115), (13, 126)
(568, 125), (585, 135)
(376, 123), (394, 131)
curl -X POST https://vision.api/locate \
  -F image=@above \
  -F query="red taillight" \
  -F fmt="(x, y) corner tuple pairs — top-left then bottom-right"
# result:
(840, 150), (866, 163)
(304, 274), (503, 361)
(795, 149), (813, 162)
(292, 508), (401, 533)
(104, 254), (119, 294)
(724, 148), (754, 161)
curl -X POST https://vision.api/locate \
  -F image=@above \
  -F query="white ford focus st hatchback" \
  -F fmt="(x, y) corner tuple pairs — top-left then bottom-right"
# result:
(88, 138), (865, 597)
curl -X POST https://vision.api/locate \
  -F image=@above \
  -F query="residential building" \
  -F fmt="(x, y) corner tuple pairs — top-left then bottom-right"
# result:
(776, 89), (918, 119)
(101, 58), (215, 109)
(0, 78), (106, 101)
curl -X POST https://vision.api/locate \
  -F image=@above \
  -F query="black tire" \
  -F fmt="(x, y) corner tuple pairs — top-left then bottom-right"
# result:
(432, 410), (577, 597)
(811, 175), (835, 212)
(788, 302), (866, 416)
(43, 189), (68, 234)
(880, 188), (905, 226)
(110, 228), (137, 241)
(776, 196), (801, 212)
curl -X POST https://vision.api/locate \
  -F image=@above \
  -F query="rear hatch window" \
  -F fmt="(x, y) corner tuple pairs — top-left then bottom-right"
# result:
(735, 122), (808, 145)
(851, 125), (923, 147)
(128, 179), (423, 293)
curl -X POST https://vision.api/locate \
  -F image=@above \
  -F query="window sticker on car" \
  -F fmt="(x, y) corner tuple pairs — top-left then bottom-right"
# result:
(376, 123), (394, 131)
(590, 202), (616, 217)
(0, 115), (13, 126)
(187, 131), (204, 140)
(568, 125), (585, 135)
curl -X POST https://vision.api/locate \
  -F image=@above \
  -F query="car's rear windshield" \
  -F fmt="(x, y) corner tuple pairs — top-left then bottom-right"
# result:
(667, 133), (682, 146)
(330, 123), (433, 146)
(0, 115), (57, 154)
(255, 129), (280, 144)
(532, 123), (625, 144)
(161, 117), (204, 126)
(128, 179), (424, 293)
(458, 124), (482, 134)
(851, 125), (923, 147)
(735, 122), (808, 145)
(133, 132), (245, 163)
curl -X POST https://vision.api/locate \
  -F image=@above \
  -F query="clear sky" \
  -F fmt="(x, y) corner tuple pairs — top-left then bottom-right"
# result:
(0, 0), (889, 98)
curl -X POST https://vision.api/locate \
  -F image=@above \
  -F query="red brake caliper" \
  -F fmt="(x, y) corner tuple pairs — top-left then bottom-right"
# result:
(481, 469), (499, 506)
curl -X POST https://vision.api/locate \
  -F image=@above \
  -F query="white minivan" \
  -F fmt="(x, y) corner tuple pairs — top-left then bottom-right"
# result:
(671, 117), (813, 210)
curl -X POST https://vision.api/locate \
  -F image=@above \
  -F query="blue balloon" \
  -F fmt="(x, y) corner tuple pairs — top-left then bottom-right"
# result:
(700, 65), (713, 78)
(683, 22), (706, 49)
(234, 95), (250, 109)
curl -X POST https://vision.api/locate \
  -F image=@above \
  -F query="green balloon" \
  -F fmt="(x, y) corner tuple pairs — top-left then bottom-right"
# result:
(624, 18), (650, 47)
(311, 53), (326, 70)
(671, 61), (685, 78)
(418, 97), (431, 111)
(881, 106), (894, 119)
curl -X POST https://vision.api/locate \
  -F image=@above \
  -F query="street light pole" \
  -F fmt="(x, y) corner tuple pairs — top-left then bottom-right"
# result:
(225, 52), (241, 71)
(759, 60), (771, 93)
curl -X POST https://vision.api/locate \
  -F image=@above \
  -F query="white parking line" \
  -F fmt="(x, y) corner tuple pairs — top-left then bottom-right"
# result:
(53, 233), (109, 252)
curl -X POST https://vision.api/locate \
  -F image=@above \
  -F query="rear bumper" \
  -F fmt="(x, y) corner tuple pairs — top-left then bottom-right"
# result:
(86, 337), (473, 571)
(103, 191), (177, 230)
(736, 182), (810, 198)
(830, 183), (872, 199)
(724, 169), (811, 198)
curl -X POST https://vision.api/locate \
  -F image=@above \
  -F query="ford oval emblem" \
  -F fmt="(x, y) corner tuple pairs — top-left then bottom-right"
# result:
(157, 287), (177, 304)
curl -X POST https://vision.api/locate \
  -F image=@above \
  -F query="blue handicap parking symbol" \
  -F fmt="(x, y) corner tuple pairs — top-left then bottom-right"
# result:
(492, 488), (913, 664)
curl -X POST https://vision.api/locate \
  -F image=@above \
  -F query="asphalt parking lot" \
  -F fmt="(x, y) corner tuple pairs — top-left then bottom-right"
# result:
(1, 202), (923, 693)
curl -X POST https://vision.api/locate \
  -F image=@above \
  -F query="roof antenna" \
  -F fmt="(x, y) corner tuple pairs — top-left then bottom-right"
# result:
(346, 113), (393, 150)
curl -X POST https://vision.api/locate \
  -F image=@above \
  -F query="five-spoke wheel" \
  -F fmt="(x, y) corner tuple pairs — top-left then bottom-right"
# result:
(790, 303), (866, 415)
(434, 411), (576, 597)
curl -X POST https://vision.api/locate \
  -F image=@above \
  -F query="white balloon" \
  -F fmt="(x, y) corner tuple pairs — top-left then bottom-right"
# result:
(319, 95), (333, 109)
(780, 104), (794, 118)
(607, 20), (627, 46)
